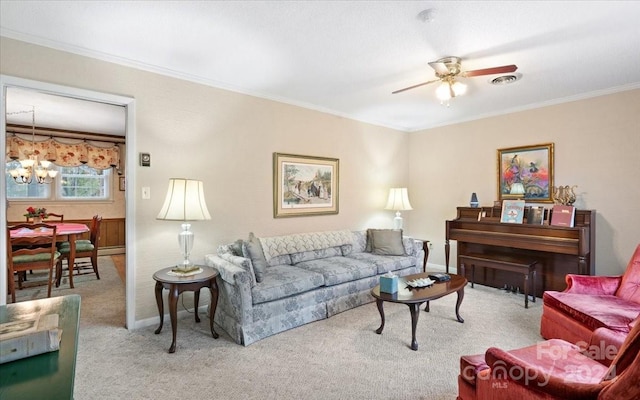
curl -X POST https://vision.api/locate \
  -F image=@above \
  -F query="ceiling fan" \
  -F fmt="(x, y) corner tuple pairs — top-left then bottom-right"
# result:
(392, 56), (518, 101)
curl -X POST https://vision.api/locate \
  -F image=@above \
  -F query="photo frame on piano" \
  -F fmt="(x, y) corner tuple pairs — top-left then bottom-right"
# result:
(497, 143), (554, 203)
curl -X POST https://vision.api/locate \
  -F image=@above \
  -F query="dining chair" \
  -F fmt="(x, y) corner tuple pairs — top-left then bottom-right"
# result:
(47, 213), (64, 222)
(56, 215), (102, 288)
(25, 213), (63, 222)
(7, 223), (60, 303)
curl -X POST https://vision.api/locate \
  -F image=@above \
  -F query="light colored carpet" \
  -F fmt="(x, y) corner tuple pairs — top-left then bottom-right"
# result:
(10, 258), (545, 399)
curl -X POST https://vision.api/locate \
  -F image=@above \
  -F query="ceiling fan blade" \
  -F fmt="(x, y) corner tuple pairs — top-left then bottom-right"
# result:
(428, 61), (450, 75)
(462, 64), (518, 77)
(392, 79), (440, 94)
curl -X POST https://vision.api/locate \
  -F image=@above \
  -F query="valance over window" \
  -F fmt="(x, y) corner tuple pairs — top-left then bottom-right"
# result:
(6, 134), (119, 170)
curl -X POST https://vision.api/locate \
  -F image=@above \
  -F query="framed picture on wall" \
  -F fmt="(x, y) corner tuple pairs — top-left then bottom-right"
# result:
(273, 153), (339, 218)
(497, 143), (554, 202)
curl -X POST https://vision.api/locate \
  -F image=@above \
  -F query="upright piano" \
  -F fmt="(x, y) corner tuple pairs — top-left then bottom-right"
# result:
(446, 206), (595, 297)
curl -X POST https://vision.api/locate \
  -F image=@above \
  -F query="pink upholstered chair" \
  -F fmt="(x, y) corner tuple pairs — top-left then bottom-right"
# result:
(458, 314), (640, 400)
(540, 244), (640, 355)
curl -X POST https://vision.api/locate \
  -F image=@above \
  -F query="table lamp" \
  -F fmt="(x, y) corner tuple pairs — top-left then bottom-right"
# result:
(384, 188), (413, 229)
(157, 178), (211, 271)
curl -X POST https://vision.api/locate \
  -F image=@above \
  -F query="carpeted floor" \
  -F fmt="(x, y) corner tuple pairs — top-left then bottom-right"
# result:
(10, 258), (545, 399)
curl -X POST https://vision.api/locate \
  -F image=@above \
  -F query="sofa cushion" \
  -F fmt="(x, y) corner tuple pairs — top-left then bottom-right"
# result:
(258, 230), (353, 263)
(267, 253), (292, 267)
(295, 256), (378, 286)
(251, 264), (325, 305)
(345, 252), (416, 274)
(351, 231), (367, 253)
(291, 246), (342, 264)
(368, 229), (405, 256)
(544, 291), (640, 332)
(246, 232), (268, 283)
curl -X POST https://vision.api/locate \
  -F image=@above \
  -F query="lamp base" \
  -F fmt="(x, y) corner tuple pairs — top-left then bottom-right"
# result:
(393, 211), (403, 230)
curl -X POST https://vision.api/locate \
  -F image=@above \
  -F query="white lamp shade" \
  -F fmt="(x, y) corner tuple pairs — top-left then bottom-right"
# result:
(157, 178), (211, 221)
(384, 188), (413, 211)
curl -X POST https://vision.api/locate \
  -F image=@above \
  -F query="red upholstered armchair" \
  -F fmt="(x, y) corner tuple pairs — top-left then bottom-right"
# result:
(458, 315), (640, 400)
(540, 244), (640, 360)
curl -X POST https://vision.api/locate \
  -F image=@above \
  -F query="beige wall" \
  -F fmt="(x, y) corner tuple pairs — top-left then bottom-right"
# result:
(408, 89), (640, 275)
(2, 37), (639, 324)
(1, 38), (409, 320)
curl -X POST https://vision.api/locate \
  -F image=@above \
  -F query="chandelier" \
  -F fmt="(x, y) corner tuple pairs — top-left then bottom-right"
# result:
(7, 106), (58, 184)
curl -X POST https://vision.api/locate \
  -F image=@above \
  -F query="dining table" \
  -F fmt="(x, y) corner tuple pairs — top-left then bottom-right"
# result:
(9, 222), (90, 289)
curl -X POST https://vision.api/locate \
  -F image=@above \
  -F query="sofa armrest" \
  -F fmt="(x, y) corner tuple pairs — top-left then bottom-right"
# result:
(565, 274), (622, 295)
(204, 255), (253, 325)
(403, 237), (424, 258)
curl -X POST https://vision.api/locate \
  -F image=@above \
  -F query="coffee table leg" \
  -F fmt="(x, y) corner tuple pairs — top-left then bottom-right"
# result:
(455, 288), (465, 323)
(154, 281), (164, 334)
(408, 303), (421, 351)
(375, 299), (385, 334)
(168, 284), (179, 353)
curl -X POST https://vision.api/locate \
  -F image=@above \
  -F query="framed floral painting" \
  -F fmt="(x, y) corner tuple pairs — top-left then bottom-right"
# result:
(273, 153), (339, 217)
(497, 143), (554, 202)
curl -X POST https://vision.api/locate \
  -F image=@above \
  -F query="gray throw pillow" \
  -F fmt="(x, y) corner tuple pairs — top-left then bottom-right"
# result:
(370, 229), (405, 256)
(365, 229), (373, 252)
(246, 232), (268, 283)
(229, 239), (244, 257)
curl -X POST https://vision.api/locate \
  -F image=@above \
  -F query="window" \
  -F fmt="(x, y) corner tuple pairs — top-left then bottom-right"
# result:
(59, 165), (110, 200)
(5, 162), (111, 200)
(5, 161), (51, 199)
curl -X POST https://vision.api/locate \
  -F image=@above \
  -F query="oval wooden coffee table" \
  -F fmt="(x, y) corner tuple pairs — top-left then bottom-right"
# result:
(371, 272), (467, 351)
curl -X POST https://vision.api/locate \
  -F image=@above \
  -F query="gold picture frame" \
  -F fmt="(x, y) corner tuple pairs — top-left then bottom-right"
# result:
(497, 143), (554, 203)
(273, 153), (339, 218)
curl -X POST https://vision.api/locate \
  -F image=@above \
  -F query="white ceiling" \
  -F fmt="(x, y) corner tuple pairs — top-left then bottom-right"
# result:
(2, 1), (640, 133)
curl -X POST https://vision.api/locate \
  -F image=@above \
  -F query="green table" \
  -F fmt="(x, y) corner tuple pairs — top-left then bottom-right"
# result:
(0, 295), (81, 400)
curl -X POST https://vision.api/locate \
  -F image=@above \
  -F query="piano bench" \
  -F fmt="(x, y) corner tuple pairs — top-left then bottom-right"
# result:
(459, 253), (538, 308)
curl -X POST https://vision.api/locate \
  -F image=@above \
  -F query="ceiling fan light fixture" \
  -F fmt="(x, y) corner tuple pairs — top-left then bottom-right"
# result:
(436, 79), (466, 102)
(452, 81), (467, 96)
(436, 82), (452, 101)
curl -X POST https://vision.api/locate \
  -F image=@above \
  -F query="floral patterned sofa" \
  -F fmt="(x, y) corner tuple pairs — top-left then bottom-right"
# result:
(204, 229), (425, 346)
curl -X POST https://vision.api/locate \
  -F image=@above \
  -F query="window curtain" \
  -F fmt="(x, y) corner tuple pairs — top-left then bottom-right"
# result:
(6, 134), (119, 170)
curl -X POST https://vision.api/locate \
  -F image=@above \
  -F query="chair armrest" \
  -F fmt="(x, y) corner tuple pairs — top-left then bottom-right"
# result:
(587, 328), (627, 366)
(484, 346), (607, 400)
(565, 274), (621, 295)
